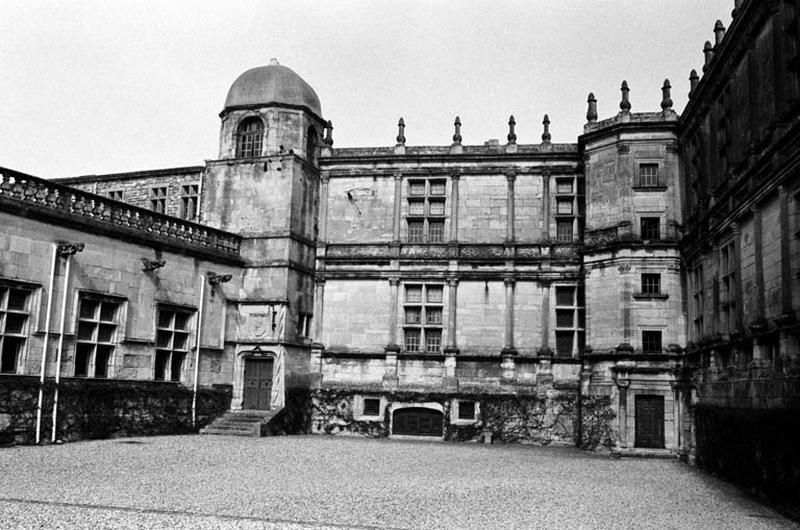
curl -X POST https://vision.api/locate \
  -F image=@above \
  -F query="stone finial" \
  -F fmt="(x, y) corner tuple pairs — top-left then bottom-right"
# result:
(452, 116), (462, 145)
(703, 41), (714, 71)
(732, 0), (742, 18)
(541, 114), (551, 143)
(689, 69), (700, 95)
(323, 120), (333, 146)
(269, 58), (280, 66)
(586, 93), (598, 122)
(396, 117), (406, 145)
(507, 115), (517, 144)
(619, 81), (631, 112)
(661, 79), (673, 111)
(714, 20), (726, 46)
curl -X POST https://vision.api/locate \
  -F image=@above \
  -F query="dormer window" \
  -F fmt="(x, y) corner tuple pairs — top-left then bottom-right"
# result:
(236, 117), (264, 158)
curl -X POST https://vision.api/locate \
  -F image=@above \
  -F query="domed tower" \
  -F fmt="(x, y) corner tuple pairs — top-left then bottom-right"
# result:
(217, 59), (324, 162)
(201, 60), (324, 414)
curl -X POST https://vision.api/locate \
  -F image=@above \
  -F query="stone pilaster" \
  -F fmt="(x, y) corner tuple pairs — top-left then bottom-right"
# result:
(506, 172), (516, 243)
(319, 173), (330, 243)
(542, 172), (551, 242)
(392, 173), (402, 243)
(449, 173), (459, 243)
(445, 277), (458, 352)
(539, 281), (552, 356)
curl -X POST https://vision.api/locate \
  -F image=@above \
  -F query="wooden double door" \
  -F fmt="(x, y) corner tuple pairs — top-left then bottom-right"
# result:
(242, 357), (274, 410)
(635, 395), (665, 448)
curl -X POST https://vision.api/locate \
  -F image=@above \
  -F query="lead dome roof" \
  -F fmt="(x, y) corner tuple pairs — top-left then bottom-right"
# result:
(224, 60), (322, 118)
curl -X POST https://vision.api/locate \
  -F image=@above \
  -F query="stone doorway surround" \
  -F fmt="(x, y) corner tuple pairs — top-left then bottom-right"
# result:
(231, 345), (284, 411)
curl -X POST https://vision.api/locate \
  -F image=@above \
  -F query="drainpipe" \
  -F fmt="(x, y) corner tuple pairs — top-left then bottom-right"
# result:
(191, 274), (206, 430)
(51, 243), (83, 443)
(34, 244), (58, 444)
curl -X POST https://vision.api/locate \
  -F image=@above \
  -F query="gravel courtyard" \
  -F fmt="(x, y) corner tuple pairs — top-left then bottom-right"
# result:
(0, 435), (796, 529)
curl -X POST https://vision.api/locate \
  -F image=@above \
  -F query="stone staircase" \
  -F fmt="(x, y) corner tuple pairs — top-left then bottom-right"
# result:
(200, 409), (281, 437)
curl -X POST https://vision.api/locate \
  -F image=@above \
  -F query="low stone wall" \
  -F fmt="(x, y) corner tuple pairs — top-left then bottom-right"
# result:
(0, 375), (231, 444)
(310, 387), (616, 449)
(694, 404), (800, 519)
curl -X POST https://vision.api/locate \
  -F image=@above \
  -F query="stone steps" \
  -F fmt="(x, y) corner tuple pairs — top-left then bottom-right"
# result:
(200, 409), (281, 437)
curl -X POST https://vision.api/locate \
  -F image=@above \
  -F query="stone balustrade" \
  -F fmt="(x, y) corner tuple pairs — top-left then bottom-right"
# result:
(0, 167), (241, 255)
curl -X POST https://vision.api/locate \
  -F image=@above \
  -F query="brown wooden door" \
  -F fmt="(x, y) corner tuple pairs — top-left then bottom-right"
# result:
(243, 358), (273, 410)
(635, 395), (665, 448)
(392, 407), (443, 437)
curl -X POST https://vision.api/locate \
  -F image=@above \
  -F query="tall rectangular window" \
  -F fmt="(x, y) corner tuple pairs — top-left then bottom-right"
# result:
(642, 331), (662, 354)
(640, 217), (660, 240)
(403, 284), (443, 353)
(554, 286), (583, 358)
(155, 307), (193, 382)
(693, 265), (705, 338)
(180, 184), (199, 221)
(406, 179), (447, 243)
(75, 296), (121, 378)
(0, 285), (31, 373)
(107, 190), (124, 201)
(150, 187), (167, 214)
(720, 241), (736, 332)
(639, 164), (659, 187)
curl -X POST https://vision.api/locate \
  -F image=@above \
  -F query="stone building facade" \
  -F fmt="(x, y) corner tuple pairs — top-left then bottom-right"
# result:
(1, 0), (798, 481)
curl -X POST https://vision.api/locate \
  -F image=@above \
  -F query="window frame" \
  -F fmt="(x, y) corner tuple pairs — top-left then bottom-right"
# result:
(154, 305), (195, 382)
(641, 330), (663, 354)
(179, 183), (200, 221)
(0, 283), (34, 374)
(406, 178), (447, 244)
(553, 285), (584, 358)
(74, 294), (124, 378)
(637, 163), (661, 188)
(640, 217), (661, 240)
(149, 186), (168, 215)
(236, 116), (265, 158)
(403, 283), (444, 353)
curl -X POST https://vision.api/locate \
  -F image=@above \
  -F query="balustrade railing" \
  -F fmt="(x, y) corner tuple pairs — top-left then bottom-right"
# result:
(0, 167), (241, 255)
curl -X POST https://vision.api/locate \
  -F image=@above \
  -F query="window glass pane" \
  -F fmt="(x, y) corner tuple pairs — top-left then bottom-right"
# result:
(556, 179), (573, 194)
(95, 345), (112, 378)
(556, 200), (573, 215)
(97, 323), (116, 343)
(425, 330), (441, 352)
(79, 300), (98, 320)
(77, 321), (96, 341)
(404, 329), (420, 352)
(458, 401), (476, 420)
(406, 286), (422, 303)
(4, 313), (27, 334)
(429, 181), (446, 195)
(556, 309), (574, 328)
(158, 311), (173, 329)
(408, 200), (425, 216)
(426, 308), (442, 325)
(426, 287), (443, 303)
(555, 287), (575, 306)
(409, 181), (425, 196)
(174, 312), (190, 331)
(363, 398), (381, 416)
(74, 343), (92, 377)
(556, 220), (573, 242)
(100, 302), (117, 322)
(0, 337), (23, 372)
(555, 331), (574, 357)
(428, 221), (444, 243)
(155, 350), (169, 380)
(407, 221), (424, 243)
(641, 218), (660, 240)
(642, 331), (662, 353)
(642, 274), (661, 294)
(172, 332), (189, 351)
(639, 164), (659, 187)
(156, 330), (172, 349)
(405, 308), (421, 324)
(170, 352), (185, 381)
(7, 289), (28, 311)
(429, 200), (445, 216)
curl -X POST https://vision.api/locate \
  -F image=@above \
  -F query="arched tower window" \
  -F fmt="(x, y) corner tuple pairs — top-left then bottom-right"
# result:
(236, 117), (264, 158)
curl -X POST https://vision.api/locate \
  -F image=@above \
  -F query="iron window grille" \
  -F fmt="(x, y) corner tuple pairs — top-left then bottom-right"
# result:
(403, 284), (444, 353)
(0, 285), (31, 374)
(75, 296), (121, 378)
(363, 398), (381, 417)
(155, 307), (193, 382)
(458, 401), (476, 420)
(556, 219), (573, 242)
(236, 117), (264, 158)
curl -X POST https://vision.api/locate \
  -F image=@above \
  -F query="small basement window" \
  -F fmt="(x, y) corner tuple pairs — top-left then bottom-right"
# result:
(458, 401), (476, 420)
(363, 398), (381, 417)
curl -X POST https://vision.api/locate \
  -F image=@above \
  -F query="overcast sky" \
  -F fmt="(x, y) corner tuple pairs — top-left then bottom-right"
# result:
(1, 1), (733, 179)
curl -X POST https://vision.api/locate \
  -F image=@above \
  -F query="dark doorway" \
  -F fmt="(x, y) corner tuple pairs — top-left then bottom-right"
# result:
(392, 407), (443, 437)
(635, 394), (665, 448)
(242, 357), (274, 410)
